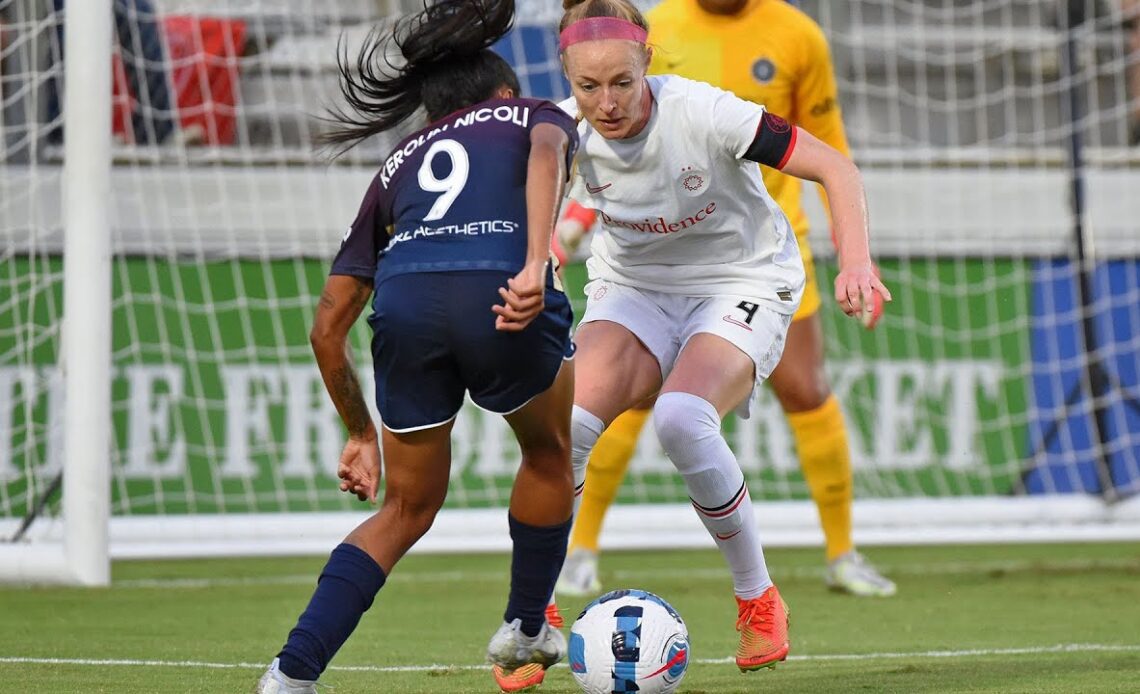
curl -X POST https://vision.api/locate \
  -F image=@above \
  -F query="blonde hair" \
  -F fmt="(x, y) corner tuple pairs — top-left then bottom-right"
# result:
(559, 0), (648, 34)
(559, 0), (652, 70)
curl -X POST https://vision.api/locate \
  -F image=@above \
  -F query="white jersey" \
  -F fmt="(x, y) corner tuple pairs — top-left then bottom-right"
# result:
(559, 75), (804, 313)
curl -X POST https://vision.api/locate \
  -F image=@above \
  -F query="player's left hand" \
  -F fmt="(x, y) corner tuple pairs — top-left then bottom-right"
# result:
(337, 434), (380, 503)
(857, 263), (886, 329)
(494, 260), (546, 332)
(835, 261), (891, 326)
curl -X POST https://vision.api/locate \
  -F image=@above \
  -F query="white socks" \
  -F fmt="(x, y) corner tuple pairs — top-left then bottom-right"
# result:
(653, 391), (772, 599)
(567, 394), (773, 599)
(570, 404), (605, 514)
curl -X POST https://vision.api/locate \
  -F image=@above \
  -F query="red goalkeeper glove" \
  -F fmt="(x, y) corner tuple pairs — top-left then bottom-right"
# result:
(553, 200), (597, 265)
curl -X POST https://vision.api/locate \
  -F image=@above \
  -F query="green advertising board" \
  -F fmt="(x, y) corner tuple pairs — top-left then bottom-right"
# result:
(0, 258), (1029, 517)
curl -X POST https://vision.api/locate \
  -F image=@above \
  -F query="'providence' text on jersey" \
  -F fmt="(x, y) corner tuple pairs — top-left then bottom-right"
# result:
(330, 98), (579, 285)
(559, 76), (804, 313)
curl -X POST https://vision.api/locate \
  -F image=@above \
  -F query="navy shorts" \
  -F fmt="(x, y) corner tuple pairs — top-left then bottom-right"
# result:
(368, 270), (574, 432)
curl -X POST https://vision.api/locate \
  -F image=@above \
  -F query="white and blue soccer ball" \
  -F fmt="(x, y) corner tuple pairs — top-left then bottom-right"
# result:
(568, 589), (690, 694)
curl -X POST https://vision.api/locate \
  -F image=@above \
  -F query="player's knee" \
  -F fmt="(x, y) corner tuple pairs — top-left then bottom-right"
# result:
(382, 489), (443, 537)
(517, 426), (570, 462)
(777, 369), (831, 412)
(518, 441), (572, 484)
(653, 392), (720, 470)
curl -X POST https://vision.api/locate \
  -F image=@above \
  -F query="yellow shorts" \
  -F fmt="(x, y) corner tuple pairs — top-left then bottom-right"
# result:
(794, 233), (821, 322)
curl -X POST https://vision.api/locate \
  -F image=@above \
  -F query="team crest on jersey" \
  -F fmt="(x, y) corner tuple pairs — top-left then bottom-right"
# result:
(677, 166), (708, 196)
(751, 57), (776, 85)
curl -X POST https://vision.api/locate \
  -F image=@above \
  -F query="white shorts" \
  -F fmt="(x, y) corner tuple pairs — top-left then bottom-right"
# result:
(579, 280), (792, 418)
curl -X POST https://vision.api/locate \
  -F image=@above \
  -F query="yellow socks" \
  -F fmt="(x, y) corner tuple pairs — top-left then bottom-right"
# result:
(568, 407), (652, 552)
(787, 395), (854, 561)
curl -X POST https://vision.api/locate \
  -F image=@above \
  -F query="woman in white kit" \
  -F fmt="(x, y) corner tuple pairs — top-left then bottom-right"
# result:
(554, 0), (892, 674)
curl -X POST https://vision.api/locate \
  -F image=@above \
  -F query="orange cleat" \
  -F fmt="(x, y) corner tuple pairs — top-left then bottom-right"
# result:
(544, 602), (565, 630)
(487, 618), (566, 693)
(492, 662), (547, 693)
(735, 585), (790, 671)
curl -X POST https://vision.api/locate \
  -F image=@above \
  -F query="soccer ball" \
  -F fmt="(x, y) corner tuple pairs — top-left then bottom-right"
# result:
(568, 589), (690, 694)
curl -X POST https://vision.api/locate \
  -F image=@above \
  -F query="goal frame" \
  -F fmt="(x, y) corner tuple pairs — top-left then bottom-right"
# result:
(0, 0), (112, 586)
(2, 0), (1138, 582)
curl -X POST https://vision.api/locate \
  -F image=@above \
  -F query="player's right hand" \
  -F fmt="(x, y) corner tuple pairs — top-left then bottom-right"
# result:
(337, 434), (380, 503)
(493, 260), (546, 332)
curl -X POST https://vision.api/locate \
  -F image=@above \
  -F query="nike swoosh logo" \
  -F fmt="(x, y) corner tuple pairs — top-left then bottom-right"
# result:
(722, 316), (753, 332)
(715, 529), (742, 541)
(585, 182), (612, 194)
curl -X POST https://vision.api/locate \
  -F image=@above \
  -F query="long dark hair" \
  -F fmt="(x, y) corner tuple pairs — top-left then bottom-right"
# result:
(321, 0), (521, 155)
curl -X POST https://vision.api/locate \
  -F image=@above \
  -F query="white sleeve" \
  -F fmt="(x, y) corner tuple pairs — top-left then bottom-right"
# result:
(683, 78), (766, 160)
(557, 96), (580, 118)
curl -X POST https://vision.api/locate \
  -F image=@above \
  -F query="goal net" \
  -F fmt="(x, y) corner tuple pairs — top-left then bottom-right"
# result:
(2, 0), (1139, 581)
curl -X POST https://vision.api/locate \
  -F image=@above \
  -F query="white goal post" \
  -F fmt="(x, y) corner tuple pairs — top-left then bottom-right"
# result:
(0, 0), (111, 585)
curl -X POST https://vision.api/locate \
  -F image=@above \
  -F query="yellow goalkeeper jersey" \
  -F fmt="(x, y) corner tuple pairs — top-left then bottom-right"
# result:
(646, 0), (850, 239)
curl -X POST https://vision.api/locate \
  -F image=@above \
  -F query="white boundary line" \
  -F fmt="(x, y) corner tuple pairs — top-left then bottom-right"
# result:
(110, 556), (1140, 590)
(2, 644), (1139, 673)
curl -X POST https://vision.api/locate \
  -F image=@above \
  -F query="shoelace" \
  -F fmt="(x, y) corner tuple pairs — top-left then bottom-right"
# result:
(736, 597), (776, 632)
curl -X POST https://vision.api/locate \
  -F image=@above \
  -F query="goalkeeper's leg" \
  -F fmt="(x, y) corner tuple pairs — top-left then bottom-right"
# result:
(556, 402), (653, 596)
(767, 309), (896, 597)
(262, 424), (455, 692)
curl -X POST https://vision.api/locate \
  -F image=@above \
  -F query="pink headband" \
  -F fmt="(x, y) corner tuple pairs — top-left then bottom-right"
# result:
(558, 17), (648, 52)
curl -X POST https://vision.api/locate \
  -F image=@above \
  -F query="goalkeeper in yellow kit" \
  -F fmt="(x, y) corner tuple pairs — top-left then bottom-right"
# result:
(556, 0), (896, 598)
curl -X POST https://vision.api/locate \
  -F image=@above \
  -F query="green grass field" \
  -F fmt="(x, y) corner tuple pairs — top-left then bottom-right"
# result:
(2, 542), (1139, 693)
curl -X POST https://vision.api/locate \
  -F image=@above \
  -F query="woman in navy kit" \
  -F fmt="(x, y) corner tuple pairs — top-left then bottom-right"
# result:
(256, 1), (579, 692)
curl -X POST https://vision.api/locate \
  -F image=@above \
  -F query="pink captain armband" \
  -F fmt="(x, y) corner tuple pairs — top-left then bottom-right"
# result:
(558, 17), (648, 51)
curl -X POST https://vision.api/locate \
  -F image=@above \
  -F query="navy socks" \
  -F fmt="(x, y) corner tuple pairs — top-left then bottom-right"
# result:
(276, 517), (569, 678)
(504, 514), (572, 637)
(277, 543), (387, 680)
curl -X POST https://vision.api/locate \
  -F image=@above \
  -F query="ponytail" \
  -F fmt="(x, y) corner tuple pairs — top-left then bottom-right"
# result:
(320, 0), (520, 155)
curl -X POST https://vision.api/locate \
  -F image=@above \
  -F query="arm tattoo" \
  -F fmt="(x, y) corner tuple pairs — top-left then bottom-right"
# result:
(330, 361), (372, 437)
(315, 277), (375, 436)
(351, 281), (372, 312)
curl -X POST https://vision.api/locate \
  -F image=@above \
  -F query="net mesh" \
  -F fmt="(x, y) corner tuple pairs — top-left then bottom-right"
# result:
(1, 0), (1137, 530)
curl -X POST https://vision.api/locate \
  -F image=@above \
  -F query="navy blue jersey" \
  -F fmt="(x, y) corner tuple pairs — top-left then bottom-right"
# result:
(330, 98), (578, 285)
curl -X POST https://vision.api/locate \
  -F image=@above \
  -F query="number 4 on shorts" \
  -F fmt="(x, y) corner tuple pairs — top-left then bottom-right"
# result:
(735, 301), (758, 325)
